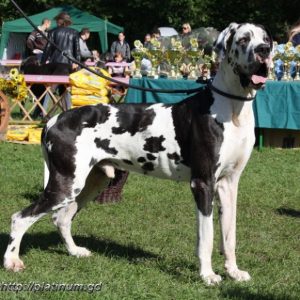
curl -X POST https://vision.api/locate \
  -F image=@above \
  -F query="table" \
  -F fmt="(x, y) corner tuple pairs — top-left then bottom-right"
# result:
(125, 77), (202, 104)
(125, 78), (300, 148)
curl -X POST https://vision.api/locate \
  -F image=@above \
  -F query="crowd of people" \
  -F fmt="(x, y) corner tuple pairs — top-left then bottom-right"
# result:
(25, 12), (195, 78)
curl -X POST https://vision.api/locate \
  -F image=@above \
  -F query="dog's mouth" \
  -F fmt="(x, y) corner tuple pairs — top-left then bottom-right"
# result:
(240, 60), (269, 89)
(249, 62), (268, 89)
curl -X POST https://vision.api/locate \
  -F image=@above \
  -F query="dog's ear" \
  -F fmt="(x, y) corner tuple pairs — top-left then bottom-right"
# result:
(213, 23), (239, 59)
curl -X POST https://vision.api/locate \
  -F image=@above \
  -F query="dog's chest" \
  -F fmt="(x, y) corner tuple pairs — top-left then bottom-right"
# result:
(216, 115), (255, 179)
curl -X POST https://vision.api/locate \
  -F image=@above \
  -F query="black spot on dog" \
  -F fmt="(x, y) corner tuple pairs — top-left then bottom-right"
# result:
(142, 162), (154, 172)
(167, 152), (181, 164)
(112, 105), (156, 136)
(235, 49), (239, 58)
(143, 135), (166, 153)
(247, 51), (254, 63)
(94, 138), (118, 155)
(146, 153), (157, 161)
(137, 157), (146, 163)
(123, 159), (134, 165)
(11, 247), (16, 252)
(89, 157), (98, 167)
(74, 188), (81, 195)
(8, 236), (14, 245)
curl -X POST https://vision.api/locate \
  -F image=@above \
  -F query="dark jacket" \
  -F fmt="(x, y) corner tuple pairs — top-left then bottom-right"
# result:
(41, 27), (81, 65)
(110, 40), (131, 62)
(26, 29), (48, 52)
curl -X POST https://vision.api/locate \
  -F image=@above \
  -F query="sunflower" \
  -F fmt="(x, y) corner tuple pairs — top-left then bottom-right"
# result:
(9, 68), (19, 80)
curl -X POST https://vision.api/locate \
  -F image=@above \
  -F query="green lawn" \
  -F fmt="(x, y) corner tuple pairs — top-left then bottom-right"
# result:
(0, 142), (299, 299)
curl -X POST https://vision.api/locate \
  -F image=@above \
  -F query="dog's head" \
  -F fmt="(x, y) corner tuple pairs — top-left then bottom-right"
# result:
(214, 23), (273, 89)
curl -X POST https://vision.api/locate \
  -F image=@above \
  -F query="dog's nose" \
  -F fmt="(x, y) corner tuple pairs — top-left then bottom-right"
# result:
(254, 43), (271, 58)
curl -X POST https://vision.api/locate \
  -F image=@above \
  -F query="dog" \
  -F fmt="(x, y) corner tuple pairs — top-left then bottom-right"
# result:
(4, 23), (272, 285)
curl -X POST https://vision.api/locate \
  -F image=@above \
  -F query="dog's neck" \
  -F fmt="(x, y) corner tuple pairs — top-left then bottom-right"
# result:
(211, 61), (256, 127)
(212, 61), (256, 101)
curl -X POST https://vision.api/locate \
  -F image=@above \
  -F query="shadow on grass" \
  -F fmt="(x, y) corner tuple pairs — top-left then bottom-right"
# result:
(0, 232), (159, 266)
(276, 207), (300, 218)
(0, 231), (200, 282)
(221, 286), (293, 300)
(22, 186), (43, 203)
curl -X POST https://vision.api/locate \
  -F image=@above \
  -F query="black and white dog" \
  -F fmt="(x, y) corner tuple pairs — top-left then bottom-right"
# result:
(4, 23), (272, 285)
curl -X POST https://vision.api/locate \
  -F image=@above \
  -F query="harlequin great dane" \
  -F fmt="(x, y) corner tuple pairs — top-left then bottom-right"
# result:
(4, 23), (272, 285)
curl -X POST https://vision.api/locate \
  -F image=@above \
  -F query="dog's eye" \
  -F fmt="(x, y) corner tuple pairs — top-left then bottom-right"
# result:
(264, 36), (271, 44)
(237, 38), (248, 45)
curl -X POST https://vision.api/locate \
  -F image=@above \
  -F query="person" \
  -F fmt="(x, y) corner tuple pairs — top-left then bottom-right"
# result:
(180, 23), (192, 49)
(144, 33), (152, 49)
(79, 27), (98, 62)
(26, 18), (51, 59)
(41, 12), (80, 69)
(151, 27), (161, 40)
(110, 32), (131, 62)
(107, 52), (129, 77)
(181, 23), (192, 37)
(288, 19), (300, 47)
(41, 12), (80, 111)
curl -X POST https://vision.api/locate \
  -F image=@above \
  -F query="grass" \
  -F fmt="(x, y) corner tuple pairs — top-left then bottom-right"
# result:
(0, 142), (299, 299)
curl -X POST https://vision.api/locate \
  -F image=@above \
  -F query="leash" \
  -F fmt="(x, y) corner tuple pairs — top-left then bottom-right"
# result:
(208, 81), (255, 101)
(9, 0), (205, 95)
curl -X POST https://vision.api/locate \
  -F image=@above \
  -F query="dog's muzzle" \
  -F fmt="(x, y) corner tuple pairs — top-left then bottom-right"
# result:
(240, 43), (271, 89)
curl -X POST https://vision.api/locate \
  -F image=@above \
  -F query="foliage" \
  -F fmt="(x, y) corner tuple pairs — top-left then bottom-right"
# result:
(1, 0), (299, 47)
(0, 143), (299, 299)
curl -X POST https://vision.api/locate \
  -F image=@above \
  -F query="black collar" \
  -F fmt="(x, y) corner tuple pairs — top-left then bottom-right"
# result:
(208, 81), (255, 102)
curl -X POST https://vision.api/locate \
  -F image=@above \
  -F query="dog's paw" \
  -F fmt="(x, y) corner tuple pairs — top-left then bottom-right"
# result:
(69, 246), (92, 258)
(4, 257), (25, 272)
(201, 273), (222, 285)
(227, 268), (251, 281)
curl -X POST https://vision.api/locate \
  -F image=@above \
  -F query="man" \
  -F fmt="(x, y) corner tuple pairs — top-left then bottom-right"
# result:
(79, 28), (98, 62)
(110, 31), (131, 62)
(41, 12), (80, 69)
(41, 12), (80, 110)
(26, 18), (51, 58)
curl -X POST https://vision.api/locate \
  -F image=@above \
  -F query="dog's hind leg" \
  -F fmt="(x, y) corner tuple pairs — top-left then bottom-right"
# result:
(4, 166), (85, 272)
(4, 188), (73, 272)
(52, 165), (110, 257)
(217, 174), (251, 282)
(191, 178), (222, 285)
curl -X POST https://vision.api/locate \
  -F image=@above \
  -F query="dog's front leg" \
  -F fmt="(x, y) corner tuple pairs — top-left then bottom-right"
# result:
(217, 174), (251, 282)
(191, 178), (222, 285)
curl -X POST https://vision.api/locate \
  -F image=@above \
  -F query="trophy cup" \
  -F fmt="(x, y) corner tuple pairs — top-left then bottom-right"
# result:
(132, 40), (146, 78)
(166, 47), (183, 79)
(148, 46), (163, 79)
(131, 50), (143, 78)
(186, 38), (203, 79)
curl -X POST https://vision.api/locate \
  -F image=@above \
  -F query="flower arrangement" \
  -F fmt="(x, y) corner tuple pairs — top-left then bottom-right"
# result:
(0, 68), (28, 100)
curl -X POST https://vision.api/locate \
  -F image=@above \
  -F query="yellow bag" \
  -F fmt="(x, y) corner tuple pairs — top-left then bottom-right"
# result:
(6, 126), (29, 141)
(6, 125), (43, 144)
(71, 86), (109, 97)
(71, 95), (110, 106)
(69, 68), (111, 90)
(28, 127), (43, 144)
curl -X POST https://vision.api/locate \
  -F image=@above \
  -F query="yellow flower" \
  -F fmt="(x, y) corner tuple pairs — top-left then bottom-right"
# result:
(9, 68), (19, 80)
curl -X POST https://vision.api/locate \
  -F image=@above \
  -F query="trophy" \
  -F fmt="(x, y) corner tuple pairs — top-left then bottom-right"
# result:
(166, 48), (183, 79)
(132, 41), (147, 78)
(148, 46), (163, 78)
